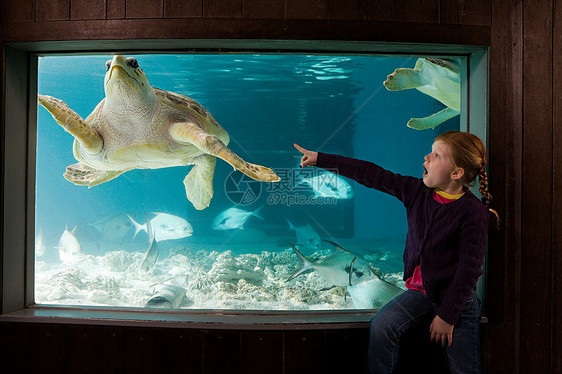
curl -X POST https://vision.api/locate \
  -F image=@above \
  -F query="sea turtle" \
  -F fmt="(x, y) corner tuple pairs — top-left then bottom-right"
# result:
(383, 58), (460, 130)
(38, 55), (280, 210)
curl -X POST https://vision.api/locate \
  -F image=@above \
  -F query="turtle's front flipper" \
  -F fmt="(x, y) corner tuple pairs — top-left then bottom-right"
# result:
(407, 107), (460, 130)
(184, 155), (216, 210)
(38, 95), (103, 154)
(65, 162), (124, 187)
(383, 68), (423, 91)
(170, 122), (280, 182)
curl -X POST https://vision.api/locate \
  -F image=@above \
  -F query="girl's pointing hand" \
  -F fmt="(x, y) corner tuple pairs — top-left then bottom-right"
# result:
(294, 143), (318, 168)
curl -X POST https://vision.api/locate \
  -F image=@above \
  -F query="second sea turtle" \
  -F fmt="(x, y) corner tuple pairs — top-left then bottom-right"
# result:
(383, 58), (460, 130)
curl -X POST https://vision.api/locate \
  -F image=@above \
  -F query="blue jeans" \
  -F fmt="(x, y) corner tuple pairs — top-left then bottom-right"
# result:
(368, 289), (482, 374)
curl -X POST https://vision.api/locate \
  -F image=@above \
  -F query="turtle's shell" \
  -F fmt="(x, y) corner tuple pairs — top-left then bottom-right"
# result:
(77, 82), (230, 172)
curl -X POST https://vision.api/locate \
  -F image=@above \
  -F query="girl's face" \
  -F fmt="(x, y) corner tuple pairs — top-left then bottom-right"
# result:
(423, 141), (462, 192)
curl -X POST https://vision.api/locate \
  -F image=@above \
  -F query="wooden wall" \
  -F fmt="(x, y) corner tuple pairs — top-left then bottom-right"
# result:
(4, 0), (492, 24)
(1, 0), (561, 373)
(0, 323), (372, 374)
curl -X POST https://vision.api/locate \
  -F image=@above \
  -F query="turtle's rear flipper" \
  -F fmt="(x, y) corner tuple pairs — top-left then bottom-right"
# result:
(407, 107), (460, 130)
(184, 155), (215, 210)
(38, 95), (103, 154)
(64, 162), (124, 187)
(170, 122), (280, 183)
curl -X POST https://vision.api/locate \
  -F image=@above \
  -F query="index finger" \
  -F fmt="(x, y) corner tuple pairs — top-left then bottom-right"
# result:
(293, 143), (308, 154)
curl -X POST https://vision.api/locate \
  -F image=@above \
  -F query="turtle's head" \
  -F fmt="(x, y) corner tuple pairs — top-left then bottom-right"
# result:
(104, 55), (153, 100)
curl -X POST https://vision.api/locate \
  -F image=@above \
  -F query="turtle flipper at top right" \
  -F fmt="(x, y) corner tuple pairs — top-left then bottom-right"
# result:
(383, 58), (460, 130)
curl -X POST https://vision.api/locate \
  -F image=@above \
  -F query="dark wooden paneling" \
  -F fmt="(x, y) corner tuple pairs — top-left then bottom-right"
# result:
(29, 324), (66, 373)
(123, 327), (162, 373)
(0, 19), (491, 45)
(0, 323), (30, 373)
(66, 325), (105, 374)
(520, 1), (553, 373)
(487, 1), (515, 325)
(3, 0), (34, 22)
(458, 0), (491, 26)
(164, 0), (202, 18)
(327, 0), (366, 20)
(485, 3), (522, 374)
(240, 331), (283, 374)
(126, 0), (163, 18)
(366, 0), (403, 22)
(203, 0), (242, 18)
(286, 0), (327, 20)
(326, 329), (369, 372)
(108, 0), (126, 19)
(553, 1), (562, 372)
(244, 0), (285, 19)
(284, 330), (325, 374)
(71, 0), (106, 20)
(202, 330), (240, 373)
(439, 0), (458, 24)
(403, 0), (439, 23)
(160, 329), (202, 374)
(104, 327), (125, 374)
(36, 0), (69, 21)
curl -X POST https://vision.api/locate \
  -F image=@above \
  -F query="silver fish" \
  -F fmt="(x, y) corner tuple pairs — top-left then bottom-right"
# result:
(346, 272), (404, 309)
(91, 214), (133, 243)
(139, 213), (158, 272)
(212, 206), (264, 231)
(297, 171), (353, 199)
(145, 282), (187, 309)
(286, 240), (375, 286)
(129, 212), (193, 242)
(35, 228), (46, 257)
(286, 219), (322, 252)
(57, 225), (83, 262)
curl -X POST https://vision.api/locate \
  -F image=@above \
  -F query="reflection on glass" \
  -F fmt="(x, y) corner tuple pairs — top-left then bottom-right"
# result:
(35, 54), (462, 310)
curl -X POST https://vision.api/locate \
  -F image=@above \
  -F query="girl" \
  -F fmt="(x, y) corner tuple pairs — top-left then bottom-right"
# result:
(294, 131), (498, 374)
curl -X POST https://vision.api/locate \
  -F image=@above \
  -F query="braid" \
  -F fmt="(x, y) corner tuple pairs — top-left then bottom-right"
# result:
(479, 166), (500, 229)
(478, 166), (491, 206)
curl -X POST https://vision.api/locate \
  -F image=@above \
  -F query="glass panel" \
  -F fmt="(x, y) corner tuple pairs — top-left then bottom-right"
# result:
(35, 54), (463, 310)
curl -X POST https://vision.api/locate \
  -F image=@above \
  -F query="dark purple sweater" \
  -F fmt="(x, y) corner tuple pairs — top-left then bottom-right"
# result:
(316, 152), (489, 325)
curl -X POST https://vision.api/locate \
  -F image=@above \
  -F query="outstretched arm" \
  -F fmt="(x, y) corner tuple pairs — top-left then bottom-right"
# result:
(295, 146), (422, 204)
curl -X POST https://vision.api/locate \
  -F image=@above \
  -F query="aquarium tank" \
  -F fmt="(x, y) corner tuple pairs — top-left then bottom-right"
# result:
(34, 53), (468, 311)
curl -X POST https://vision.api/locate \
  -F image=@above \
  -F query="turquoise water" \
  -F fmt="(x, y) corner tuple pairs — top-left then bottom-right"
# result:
(35, 54), (460, 310)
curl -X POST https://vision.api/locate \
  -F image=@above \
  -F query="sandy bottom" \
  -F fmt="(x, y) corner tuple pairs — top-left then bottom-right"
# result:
(35, 243), (405, 310)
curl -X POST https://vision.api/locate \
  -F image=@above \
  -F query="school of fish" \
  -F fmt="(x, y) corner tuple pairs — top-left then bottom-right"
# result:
(36, 164), (403, 310)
